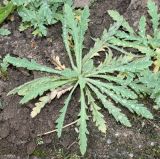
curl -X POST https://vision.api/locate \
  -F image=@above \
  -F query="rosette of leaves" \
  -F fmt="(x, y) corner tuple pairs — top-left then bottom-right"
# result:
(4, 5), (153, 155)
(107, 0), (160, 109)
(107, 0), (160, 64)
(12, 0), (73, 36)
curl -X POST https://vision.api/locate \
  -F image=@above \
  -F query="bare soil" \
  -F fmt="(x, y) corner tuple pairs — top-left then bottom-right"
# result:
(0, 0), (160, 158)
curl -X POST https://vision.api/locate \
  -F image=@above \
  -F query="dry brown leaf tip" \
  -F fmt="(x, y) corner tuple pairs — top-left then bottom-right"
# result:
(49, 85), (73, 100)
(31, 86), (73, 118)
(51, 55), (65, 70)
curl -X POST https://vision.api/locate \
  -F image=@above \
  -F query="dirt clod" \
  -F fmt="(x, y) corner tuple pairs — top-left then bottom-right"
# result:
(0, 121), (10, 139)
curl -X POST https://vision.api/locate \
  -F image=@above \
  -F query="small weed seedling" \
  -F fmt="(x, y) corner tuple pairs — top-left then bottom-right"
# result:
(12, 0), (73, 36)
(4, 5), (153, 155)
(108, 0), (160, 109)
(0, 1), (73, 36)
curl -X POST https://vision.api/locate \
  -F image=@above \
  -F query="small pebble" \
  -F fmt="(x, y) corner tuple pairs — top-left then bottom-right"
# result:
(123, 132), (128, 137)
(129, 153), (134, 158)
(107, 139), (112, 144)
(150, 142), (155, 146)
(115, 132), (120, 137)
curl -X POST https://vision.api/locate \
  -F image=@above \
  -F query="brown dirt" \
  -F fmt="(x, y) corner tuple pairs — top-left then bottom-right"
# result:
(0, 0), (160, 159)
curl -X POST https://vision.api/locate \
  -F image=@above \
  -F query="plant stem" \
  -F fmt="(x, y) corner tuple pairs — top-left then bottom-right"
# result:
(37, 119), (78, 136)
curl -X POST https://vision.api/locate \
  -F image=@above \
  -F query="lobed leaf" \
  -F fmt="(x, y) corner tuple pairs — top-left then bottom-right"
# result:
(8, 77), (72, 104)
(78, 6), (90, 70)
(64, 4), (80, 69)
(87, 83), (131, 127)
(78, 86), (89, 155)
(86, 88), (107, 133)
(8, 77), (55, 95)
(88, 79), (153, 119)
(56, 83), (77, 137)
(108, 10), (134, 34)
(83, 22), (122, 64)
(147, 0), (160, 37)
(62, 16), (75, 69)
(4, 54), (62, 75)
(138, 16), (147, 38)
(31, 85), (73, 118)
(31, 96), (49, 118)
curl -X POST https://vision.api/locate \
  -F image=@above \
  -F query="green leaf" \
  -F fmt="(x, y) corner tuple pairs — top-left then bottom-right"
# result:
(86, 88), (107, 133)
(90, 74), (131, 85)
(64, 4), (80, 69)
(12, 0), (33, 6)
(0, 57), (9, 77)
(114, 31), (136, 40)
(136, 46), (156, 56)
(83, 37), (105, 64)
(56, 83), (78, 137)
(104, 21), (123, 39)
(20, 80), (71, 104)
(19, 23), (31, 31)
(4, 54), (62, 75)
(88, 79), (153, 120)
(138, 16), (147, 38)
(82, 59), (94, 74)
(18, 7), (36, 22)
(115, 57), (152, 72)
(109, 37), (156, 56)
(8, 77), (71, 104)
(8, 77), (54, 95)
(139, 70), (160, 109)
(147, 0), (160, 37)
(83, 22), (122, 64)
(108, 10), (134, 34)
(62, 6), (76, 69)
(78, 86), (89, 155)
(98, 57), (152, 74)
(87, 83), (131, 127)
(108, 85), (137, 99)
(0, 28), (11, 36)
(63, 4), (89, 72)
(93, 52), (151, 75)
(0, 2), (15, 24)
(129, 82), (150, 96)
(154, 96), (160, 109)
(38, 2), (52, 24)
(78, 6), (90, 71)
(88, 76), (137, 99)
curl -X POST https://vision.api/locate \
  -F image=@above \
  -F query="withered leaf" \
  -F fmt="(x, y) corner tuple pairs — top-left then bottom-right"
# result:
(51, 55), (65, 70)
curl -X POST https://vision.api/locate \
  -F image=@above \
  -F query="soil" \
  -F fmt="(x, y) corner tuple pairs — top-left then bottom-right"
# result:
(0, 0), (160, 159)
